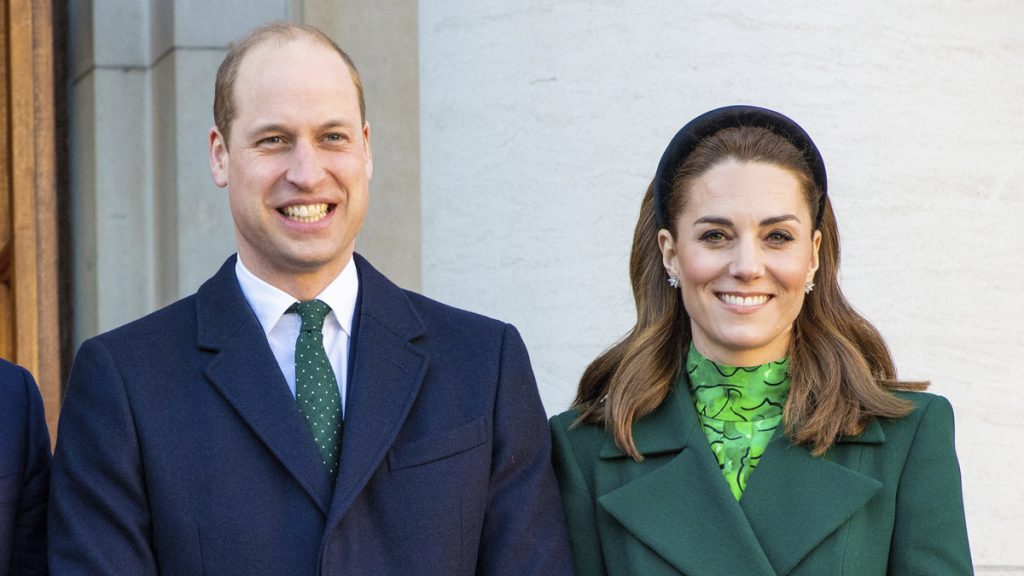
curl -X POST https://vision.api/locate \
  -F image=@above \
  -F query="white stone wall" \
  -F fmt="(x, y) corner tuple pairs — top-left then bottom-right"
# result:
(69, 0), (295, 343)
(420, 1), (1024, 571)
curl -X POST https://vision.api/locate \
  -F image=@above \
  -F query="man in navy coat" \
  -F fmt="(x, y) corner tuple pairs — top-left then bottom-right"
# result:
(0, 358), (50, 575)
(49, 22), (571, 575)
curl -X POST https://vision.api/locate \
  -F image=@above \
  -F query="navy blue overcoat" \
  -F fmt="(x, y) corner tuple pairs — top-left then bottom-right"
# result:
(50, 254), (571, 575)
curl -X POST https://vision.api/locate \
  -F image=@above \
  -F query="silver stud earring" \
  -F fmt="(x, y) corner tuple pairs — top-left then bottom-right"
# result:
(804, 281), (815, 294)
(668, 274), (680, 289)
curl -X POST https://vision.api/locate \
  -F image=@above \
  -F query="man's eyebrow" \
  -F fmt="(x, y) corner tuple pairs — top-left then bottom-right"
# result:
(246, 123), (289, 137)
(246, 120), (358, 136)
(319, 119), (357, 130)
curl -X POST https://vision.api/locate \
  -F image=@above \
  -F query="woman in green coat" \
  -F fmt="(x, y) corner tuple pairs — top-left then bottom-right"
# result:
(551, 105), (972, 575)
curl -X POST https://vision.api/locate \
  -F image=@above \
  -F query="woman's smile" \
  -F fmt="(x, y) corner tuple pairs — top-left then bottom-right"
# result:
(716, 292), (772, 308)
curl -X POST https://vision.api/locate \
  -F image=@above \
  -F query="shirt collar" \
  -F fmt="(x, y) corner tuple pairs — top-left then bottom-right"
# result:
(235, 255), (360, 337)
(684, 343), (790, 422)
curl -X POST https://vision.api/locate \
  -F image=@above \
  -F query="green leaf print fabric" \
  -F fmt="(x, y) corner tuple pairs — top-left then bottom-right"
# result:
(685, 344), (790, 501)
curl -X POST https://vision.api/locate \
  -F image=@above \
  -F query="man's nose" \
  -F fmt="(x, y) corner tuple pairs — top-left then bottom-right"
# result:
(285, 140), (326, 191)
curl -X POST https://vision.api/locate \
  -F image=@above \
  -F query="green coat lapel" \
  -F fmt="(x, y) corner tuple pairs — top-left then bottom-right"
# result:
(594, 386), (886, 576)
(597, 388), (777, 576)
(740, 421), (884, 575)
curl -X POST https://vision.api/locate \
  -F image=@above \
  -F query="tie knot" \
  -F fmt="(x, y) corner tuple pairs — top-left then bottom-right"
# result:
(288, 299), (332, 331)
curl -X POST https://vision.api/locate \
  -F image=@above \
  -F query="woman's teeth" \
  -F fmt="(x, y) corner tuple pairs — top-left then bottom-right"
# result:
(719, 294), (769, 307)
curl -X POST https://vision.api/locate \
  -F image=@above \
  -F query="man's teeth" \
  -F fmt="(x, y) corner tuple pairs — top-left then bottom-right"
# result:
(281, 203), (329, 223)
(719, 294), (769, 306)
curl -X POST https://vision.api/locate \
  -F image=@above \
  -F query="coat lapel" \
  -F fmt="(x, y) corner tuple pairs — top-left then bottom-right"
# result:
(598, 388), (777, 576)
(196, 256), (334, 515)
(597, 383), (886, 576)
(740, 420), (884, 575)
(325, 254), (428, 527)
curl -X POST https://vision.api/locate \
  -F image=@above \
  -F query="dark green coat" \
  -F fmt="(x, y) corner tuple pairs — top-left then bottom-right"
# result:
(551, 388), (972, 575)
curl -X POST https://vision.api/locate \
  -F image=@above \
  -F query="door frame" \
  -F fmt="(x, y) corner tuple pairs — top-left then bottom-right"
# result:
(3, 0), (62, 440)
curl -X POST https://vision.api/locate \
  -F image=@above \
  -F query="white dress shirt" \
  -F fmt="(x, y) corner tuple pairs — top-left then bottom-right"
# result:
(235, 256), (359, 416)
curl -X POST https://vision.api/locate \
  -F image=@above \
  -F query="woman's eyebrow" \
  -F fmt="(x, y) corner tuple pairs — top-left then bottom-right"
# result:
(693, 215), (733, 226)
(761, 214), (801, 226)
(692, 214), (801, 226)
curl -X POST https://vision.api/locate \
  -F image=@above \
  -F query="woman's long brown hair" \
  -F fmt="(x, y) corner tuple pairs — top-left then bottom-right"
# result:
(574, 127), (924, 460)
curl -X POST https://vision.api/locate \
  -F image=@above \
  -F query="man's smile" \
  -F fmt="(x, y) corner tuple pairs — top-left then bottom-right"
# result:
(278, 202), (334, 223)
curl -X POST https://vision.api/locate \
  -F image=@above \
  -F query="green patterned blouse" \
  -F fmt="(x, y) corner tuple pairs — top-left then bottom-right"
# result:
(685, 344), (790, 501)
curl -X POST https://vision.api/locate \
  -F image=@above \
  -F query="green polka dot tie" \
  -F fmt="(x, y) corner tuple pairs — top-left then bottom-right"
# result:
(287, 300), (342, 479)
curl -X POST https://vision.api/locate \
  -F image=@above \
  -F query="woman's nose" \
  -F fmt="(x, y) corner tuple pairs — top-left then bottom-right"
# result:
(729, 239), (765, 281)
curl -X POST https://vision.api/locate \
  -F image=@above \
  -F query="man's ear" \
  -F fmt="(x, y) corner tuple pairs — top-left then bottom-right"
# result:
(362, 121), (373, 181)
(209, 127), (229, 188)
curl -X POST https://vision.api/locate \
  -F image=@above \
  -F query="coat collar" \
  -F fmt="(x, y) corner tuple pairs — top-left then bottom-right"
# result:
(597, 384), (883, 575)
(195, 254), (430, 523)
(324, 253), (428, 529)
(598, 388), (778, 575)
(196, 255), (337, 514)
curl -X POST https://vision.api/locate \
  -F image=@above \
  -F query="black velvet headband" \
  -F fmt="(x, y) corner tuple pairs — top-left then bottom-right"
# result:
(652, 105), (828, 230)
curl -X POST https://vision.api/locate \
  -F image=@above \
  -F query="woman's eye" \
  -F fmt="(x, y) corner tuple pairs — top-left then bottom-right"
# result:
(699, 230), (728, 243)
(766, 230), (794, 244)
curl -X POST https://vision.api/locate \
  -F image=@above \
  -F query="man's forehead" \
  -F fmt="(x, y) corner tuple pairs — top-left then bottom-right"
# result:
(239, 36), (342, 74)
(232, 38), (355, 103)
(227, 37), (360, 141)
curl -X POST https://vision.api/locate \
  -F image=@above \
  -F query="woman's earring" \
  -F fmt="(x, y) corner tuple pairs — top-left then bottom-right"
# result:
(668, 274), (680, 289)
(804, 281), (815, 294)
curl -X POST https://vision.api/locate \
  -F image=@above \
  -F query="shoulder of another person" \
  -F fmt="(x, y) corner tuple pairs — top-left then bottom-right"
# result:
(0, 358), (30, 391)
(0, 361), (31, 430)
(0, 360), (44, 460)
(0, 359), (44, 409)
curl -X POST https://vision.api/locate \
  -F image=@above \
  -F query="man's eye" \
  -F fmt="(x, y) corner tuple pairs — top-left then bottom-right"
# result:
(259, 136), (284, 145)
(324, 133), (346, 142)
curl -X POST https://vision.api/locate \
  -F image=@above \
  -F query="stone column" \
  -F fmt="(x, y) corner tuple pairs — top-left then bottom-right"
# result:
(69, 0), (298, 344)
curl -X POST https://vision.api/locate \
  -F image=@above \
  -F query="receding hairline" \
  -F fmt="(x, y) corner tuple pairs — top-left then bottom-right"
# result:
(213, 22), (366, 146)
(233, 34), (357, 92)
(239, 24), (342, 60)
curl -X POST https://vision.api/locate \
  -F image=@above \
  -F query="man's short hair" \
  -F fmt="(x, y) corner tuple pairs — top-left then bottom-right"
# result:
(213, 21), (366, 148)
